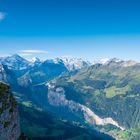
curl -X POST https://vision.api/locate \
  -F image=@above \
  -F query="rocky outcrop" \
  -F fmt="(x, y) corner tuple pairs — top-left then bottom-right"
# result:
(47, 83), (125, 130)
(0, 82), (20, 140)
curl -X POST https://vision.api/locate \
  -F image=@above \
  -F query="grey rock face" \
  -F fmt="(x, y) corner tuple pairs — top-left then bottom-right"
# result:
(0, 82), (20, 140)
(47, 83), (124, 130)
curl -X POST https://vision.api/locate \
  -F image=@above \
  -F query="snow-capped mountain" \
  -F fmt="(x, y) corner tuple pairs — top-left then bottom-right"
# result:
(30, 57), (41, 63)
(44, 58), (64, 65)
(94, 58), (137, 67)
(0, 64), (17, 85)
(0, 54), (138, 87)
(0, 54), (30, 70)
(17, 57), (91, 86)
(18, 58), (68, 86)
(61, 57), (91, 71)
(0, 54), (91, 86)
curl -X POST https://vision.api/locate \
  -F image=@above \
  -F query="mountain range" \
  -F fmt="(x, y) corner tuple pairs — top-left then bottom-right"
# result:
(0, 54), (140, 140)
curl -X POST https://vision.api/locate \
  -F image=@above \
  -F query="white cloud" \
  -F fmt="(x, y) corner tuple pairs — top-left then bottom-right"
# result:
(18, 49), (51, 54)
(0, 12), (6, 21)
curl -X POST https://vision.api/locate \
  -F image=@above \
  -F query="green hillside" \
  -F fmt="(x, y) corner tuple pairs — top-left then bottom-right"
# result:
(53, 64), (140, 140)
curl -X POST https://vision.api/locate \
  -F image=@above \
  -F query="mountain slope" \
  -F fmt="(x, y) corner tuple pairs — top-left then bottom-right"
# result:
(18, 59), (68, 86)
(19, 105), (114, 140)
(50, 62), (140, 139)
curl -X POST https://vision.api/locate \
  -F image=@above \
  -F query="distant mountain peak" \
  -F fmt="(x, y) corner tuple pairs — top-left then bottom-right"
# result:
(94, 58), (137, 67)
(110, 58), (122, 62)
(94, 58), (110, 65)
(44, 58), (64, 65)
(0, 54), (30, 70)
(53, 58), (64, 64)
(11, 54), (21, 58)
(61, 57), (91, 71)
(30, 57), (41, 63)
(6, 54), (29, 62)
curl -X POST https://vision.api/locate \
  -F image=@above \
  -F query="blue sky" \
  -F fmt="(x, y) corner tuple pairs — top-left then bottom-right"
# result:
(0, 0), (140, 61)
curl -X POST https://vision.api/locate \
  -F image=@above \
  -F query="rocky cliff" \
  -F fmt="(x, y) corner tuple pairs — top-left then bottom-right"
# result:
(0, 82), (20, 140)
(47, 83), (125, 130)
